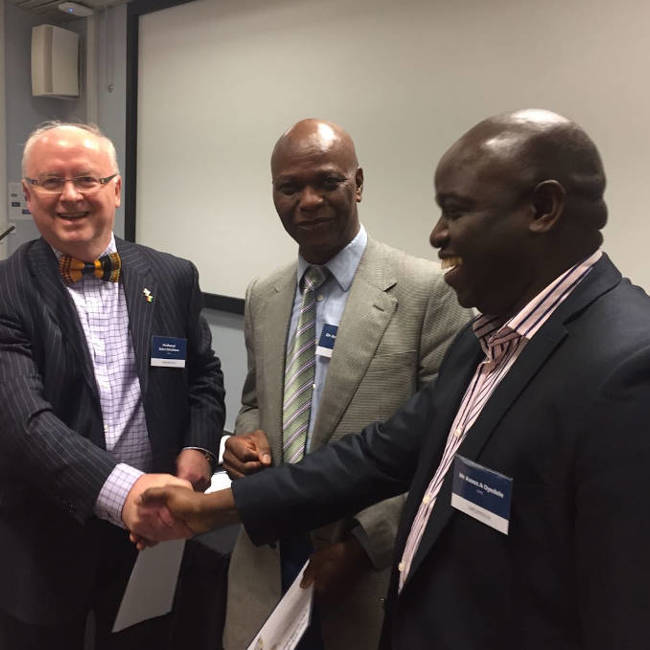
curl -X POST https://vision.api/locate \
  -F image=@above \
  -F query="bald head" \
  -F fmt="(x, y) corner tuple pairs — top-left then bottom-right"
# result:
(271, 119), (359, 177)
(270, 119), (363, 264)
(22, 121), (119, 177)
(431, 109), (607, 317)
(444, 109), (607, 232)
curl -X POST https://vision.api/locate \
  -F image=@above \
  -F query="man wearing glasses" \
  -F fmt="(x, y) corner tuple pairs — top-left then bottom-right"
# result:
(0, 122), (225, 649)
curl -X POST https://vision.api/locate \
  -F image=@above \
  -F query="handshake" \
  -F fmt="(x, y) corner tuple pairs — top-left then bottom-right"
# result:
(120, 453), (243, 549)
(120, 474), (209, 550)
(120, 430), (272, 548)
(120, 429), (271, 548)
(119, 431), (373, 601)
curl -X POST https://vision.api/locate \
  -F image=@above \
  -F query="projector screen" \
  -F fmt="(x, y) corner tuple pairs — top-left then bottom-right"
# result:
(128, 0), (650, 309)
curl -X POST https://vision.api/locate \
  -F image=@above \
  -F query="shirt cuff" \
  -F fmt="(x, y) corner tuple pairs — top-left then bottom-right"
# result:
(94, 463), (144, 528)
(183, 446), (218, 473)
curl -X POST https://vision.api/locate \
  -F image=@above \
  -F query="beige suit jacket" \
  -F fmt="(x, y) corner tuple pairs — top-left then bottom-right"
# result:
(224, 237), (471, 649)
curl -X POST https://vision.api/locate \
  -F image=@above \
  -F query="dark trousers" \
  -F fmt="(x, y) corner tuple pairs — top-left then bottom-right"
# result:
(280, 534), (325, 650)
(0, 611), (171, 650)
(0, 524), (171, 650)
(0, 610), (86, 650)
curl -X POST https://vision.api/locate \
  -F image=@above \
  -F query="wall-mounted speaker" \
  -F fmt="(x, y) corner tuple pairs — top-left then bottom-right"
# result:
(31, 24), (79, 99)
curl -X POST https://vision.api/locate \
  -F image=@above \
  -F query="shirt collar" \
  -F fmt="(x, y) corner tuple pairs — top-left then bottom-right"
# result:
(473, 249), (603, 352)
(297, 224), (368, 291)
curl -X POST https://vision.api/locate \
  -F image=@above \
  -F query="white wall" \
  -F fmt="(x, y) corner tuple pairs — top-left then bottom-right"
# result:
(135, 0), (650, 299)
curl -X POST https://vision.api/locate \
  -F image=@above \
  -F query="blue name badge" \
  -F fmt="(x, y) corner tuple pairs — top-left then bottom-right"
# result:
(316, 324), (338, 358)
(451, 455), (513, 535)
(151, 336), (187, 368)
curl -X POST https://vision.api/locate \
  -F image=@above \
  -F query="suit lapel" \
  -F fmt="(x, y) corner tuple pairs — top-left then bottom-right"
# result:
(311, 240), (397, 450)
(402, 322), (567, 590)
(399, 254), (622, 592)
(394, 329), (482, 554)
(261, 267), (297, 464)
(116, 239), (157, 395)
(27, 238), (99, 402)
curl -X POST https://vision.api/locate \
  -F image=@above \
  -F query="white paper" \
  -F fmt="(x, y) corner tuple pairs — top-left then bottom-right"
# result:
(206, 468), (232, 493)
(112, 539), (186, 633)
(246, 560), (313, 650)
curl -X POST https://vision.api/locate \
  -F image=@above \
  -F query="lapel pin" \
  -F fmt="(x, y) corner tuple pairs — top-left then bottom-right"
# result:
(143, 288), (154, 303)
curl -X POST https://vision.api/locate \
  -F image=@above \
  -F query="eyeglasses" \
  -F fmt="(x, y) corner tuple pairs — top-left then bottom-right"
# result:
(24, 174), (118, 194)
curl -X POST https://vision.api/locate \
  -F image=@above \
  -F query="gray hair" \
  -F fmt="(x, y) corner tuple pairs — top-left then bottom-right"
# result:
(22, 121), (120, 176)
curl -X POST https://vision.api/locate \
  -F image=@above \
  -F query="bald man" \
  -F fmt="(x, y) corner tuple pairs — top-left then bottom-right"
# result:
(143, 109), (650, 649)
(0, 122), (224, 649)
(221, 119), (471, 649)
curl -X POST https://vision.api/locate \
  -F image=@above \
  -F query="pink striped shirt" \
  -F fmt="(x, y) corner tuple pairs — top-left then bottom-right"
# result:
(397, 249), (602, 591)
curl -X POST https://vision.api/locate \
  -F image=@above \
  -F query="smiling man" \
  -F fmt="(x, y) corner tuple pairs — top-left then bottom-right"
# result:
(141, 109), (650, 649)
(0, 122), (225, 649)
(221, 119), (470, 650)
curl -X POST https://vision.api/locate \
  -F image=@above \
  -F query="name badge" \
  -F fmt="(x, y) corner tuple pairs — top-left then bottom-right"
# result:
(151, 336), (187, 368)
(451, 455), (513, 534)
(316, 324), (338, 358)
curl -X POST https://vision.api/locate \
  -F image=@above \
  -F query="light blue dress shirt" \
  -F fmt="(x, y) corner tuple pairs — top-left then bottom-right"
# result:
(288, 224), (368, 450)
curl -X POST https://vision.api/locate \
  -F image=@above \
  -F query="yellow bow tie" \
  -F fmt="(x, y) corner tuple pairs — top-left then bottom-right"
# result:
(59, 252), (122, 284)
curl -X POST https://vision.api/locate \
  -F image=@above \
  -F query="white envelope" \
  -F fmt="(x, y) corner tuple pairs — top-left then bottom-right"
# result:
(246, 560), (314, 650)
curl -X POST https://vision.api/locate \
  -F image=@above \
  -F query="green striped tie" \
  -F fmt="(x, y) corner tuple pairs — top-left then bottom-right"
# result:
(282, 265), (328, 463)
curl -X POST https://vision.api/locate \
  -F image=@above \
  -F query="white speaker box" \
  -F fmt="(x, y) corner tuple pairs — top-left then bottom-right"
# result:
(31, 24), (79, 98)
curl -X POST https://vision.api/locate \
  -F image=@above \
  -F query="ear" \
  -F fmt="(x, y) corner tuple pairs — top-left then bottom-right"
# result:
(355, 167), (364, 203)
(529, 180), (565, 233)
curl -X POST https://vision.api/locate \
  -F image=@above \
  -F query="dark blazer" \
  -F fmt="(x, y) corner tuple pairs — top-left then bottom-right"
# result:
(233, 255), (650, 649)
(0, 237), (224, 624)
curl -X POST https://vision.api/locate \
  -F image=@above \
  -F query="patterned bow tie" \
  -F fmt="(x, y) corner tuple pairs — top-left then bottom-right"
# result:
(59, 252), (122, 284)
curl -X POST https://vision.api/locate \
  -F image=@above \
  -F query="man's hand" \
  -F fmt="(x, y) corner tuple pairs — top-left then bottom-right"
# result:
(138, 485), (239, 542)
(223, 429), (272, 479)
(122, 474), (194, 549)
(300, 537), (372, 604)
(176, 448), (212, 492)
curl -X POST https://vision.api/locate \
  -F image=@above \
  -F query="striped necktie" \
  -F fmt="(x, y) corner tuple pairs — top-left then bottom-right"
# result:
(59, 252), (122, 284)
(282, 265), (328, 463)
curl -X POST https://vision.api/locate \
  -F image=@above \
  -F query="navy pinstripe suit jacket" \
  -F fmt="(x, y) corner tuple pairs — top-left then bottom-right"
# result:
(0, 236), (225, 624)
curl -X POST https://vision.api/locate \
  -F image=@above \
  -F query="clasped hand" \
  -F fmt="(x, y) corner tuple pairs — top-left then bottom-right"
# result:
(222, 429), (272, 479)
(124, 448), (217, 549)
(127, 483), (239, 550)
(122, 474), (196, 549)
